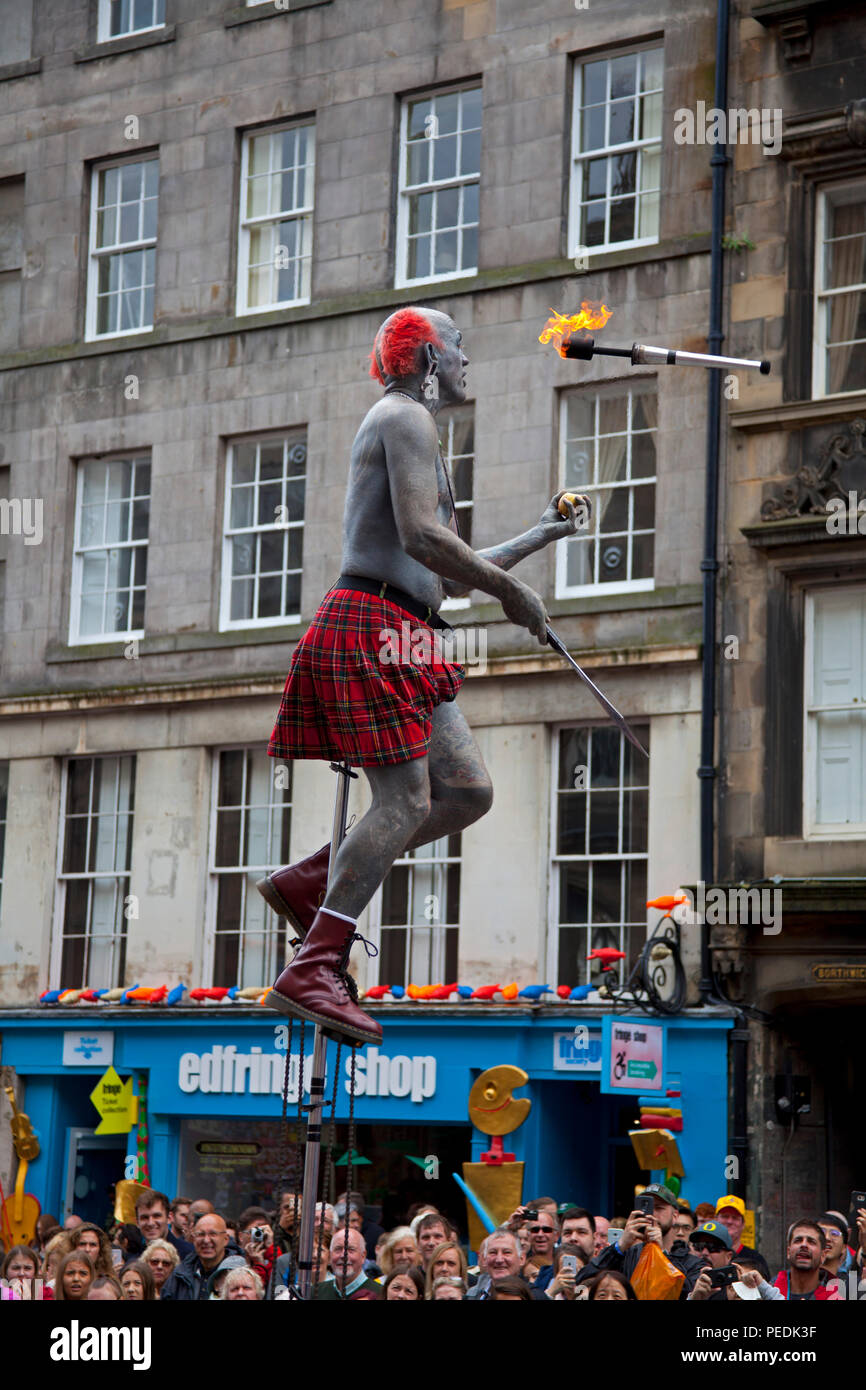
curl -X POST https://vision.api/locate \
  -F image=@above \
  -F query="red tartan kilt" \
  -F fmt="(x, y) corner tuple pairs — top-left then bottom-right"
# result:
(267, 588), (465, 767)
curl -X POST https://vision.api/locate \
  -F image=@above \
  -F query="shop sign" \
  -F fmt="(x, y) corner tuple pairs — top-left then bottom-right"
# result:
(178, 1047), (312, 1098)
(601, 1017), (664, 1093)
(552, 1030), (602, 1072)
(62, 1030), (114, 1066)
(346, 1048), (436, 1103)
(811, 963), (866, 983)
(89, 1065), (138, 1135)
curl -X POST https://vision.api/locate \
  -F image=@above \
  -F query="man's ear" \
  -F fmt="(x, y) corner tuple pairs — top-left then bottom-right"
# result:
(425, 342), (439, 373)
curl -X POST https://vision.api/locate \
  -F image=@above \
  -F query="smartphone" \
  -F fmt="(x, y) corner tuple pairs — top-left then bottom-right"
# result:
(709, 1265), (738, 1288)
(849, 1191), (866, 1225)
(607, 1229), (624, 1245)
(635, 1193), (655, 1218)
(560, 1254), (579, 1276)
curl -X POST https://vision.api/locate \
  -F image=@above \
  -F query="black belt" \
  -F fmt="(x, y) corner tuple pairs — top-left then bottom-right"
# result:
(334, 574), (453, 631)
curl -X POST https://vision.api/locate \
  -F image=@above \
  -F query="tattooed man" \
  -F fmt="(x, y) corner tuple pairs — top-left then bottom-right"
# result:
(261, 306), (585, 1044)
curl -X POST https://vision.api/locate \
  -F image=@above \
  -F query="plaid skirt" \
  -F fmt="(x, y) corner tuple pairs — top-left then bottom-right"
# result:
(267, 588), (465, 766)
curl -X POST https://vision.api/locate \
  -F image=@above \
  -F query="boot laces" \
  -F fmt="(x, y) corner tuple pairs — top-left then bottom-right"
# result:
(334, 931), (378, 1002)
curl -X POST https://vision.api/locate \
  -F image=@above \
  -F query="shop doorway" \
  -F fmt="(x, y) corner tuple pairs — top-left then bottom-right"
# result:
(65, 1130), (128, 1227)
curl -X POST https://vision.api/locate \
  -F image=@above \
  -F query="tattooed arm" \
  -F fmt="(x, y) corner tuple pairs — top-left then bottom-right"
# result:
(443, 493), (591, 599)
(384, 403), (549, 643)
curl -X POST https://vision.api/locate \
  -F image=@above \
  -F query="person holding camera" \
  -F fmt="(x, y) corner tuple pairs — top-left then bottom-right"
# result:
(686, 1220), (741, 1301)
(574, 1183), (704, 1298)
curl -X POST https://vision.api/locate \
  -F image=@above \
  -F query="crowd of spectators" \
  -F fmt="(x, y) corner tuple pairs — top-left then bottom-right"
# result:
(2, 1183), (864, 1301)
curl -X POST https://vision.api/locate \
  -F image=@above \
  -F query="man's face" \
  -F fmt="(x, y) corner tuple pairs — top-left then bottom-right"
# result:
(138, 1203), (169, 1241)
(651, 1199), (674, 1235)
(561, 1217), (594, 1260)
(65, 1214), (83, 1230)
(787, 1228), (824, 1273)
(315, 1205), (334, 1242)
(76, 1230), (101, 1263)
(818, 1223), (845, 1261)
(485, 1236), (521, 1281)
(529, 1213), (557, 1257)
(592, 1216), (610, 1255)
(171, 1203), (191, 1235)
(330, 1230), (365, 1284)
(716, 1207), (744, 1244)
(429, 315), (468, 407)
(673, 1213), (696, 1242)
(193, 1217), (228, 1270)
(691, 1238), (729, 1269)
(418, 1223), (448, 1265)
(347, 1210), (363, 1232)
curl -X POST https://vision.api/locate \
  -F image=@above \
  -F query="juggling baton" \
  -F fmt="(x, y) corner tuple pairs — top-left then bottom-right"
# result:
(546, 625), (649, 759)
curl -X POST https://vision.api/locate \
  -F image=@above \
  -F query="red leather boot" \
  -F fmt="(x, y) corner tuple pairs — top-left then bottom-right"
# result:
(266, 907), (382, 1046)
(256, 842), (330, 941)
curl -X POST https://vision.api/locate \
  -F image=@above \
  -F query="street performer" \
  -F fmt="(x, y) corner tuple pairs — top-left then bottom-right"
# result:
(260, 305), (586, 1046)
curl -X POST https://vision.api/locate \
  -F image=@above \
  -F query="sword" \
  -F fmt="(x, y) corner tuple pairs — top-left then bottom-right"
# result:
(546, 625), (649, 758)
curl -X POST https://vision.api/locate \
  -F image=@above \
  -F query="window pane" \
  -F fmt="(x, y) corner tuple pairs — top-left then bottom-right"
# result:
(559, 864), (589, 923)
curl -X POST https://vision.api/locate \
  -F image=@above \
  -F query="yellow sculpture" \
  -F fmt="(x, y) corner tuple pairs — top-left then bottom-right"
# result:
(461, 1065), (531, 1249)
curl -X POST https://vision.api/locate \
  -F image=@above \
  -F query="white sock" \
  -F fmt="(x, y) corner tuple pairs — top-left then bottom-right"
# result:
(321, 907), (356, 926)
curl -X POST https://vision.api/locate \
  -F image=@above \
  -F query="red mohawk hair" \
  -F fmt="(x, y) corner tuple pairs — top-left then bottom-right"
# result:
(369, 308), (444, 384)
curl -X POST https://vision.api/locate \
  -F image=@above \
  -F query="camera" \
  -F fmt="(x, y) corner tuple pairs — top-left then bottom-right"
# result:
(250, 1226), (265, 1243)
(709, 1265), (738, 1288)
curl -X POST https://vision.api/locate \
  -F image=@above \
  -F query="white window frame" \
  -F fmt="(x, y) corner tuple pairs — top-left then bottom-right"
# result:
(98, 0), (165, 43)
(812, 180), (866, 400)
(236, 121), (316, 315)
(51, 755), (135, 990)
(367, 836), (462, 987)
(547, 723), (649, 988)
(70, 455), (150, 646)
(85, 156), (159, 342)
(555, 384), (657, 599)
(803, 586), (866, 838)
(395, 83), (482, 289)
(439, 404), (474, 612)
(219, 433), (306, 631)
(568, 44), (663, 259)
(204, 746), (293, 988)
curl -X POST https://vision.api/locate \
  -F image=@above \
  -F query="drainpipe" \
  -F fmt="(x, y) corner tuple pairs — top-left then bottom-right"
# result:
(699, 0), (749, 1206)
(698, 0), (730, 1004)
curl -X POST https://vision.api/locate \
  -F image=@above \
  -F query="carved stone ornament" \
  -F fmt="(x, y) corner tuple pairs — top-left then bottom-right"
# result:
(760, 417), (866, 521)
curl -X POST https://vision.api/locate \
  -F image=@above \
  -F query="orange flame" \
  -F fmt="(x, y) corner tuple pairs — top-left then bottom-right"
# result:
(539, 301), (613, 357)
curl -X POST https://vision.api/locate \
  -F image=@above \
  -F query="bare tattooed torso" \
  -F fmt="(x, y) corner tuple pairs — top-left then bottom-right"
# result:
(341, 396), (455, 610)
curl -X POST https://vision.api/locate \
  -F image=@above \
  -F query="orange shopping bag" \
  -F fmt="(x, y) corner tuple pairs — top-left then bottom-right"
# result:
(629, 1242), (686, 1300)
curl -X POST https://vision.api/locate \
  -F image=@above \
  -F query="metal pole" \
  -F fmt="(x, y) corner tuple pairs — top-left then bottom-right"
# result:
(295, 761), (355, 1299)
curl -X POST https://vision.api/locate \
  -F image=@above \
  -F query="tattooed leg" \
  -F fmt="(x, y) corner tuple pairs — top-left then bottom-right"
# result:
(322, 755), (432, 919)
(404, 701), (493, 850)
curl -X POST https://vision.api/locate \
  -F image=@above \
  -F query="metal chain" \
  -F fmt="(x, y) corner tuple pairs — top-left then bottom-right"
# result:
(291, 1020), (305, 1278)
(341, 1044), (358, 1295)
(315, 1037), (342, 1293)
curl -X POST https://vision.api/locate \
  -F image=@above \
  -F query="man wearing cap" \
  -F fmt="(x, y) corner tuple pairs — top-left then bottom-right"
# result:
(714, 1194), (770, 1280)
(575, 1183), (704, 1297)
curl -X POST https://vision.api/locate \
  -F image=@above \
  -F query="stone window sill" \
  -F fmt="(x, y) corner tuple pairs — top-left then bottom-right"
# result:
(75, 26), (176, 64)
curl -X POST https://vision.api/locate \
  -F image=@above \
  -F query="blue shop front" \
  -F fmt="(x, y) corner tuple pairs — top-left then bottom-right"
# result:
(0, 1007), (734, 1233)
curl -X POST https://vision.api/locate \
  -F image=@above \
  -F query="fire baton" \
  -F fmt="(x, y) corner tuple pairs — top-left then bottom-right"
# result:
(546, 624), (649, 758)
(562, 335), (770, 374)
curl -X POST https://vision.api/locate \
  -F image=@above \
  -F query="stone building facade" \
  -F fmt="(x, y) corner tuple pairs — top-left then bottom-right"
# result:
(717, 0), (866, 1260)
(0, 0), (803, 1222)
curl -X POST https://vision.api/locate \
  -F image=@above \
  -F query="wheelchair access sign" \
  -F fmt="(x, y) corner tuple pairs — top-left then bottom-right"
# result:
(600, 1017), (664, 1093)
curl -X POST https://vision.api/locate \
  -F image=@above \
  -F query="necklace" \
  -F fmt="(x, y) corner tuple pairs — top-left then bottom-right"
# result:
(384, 388), (421, 404)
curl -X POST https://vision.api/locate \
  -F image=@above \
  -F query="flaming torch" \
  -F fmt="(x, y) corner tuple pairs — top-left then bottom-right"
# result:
(539, 302), (770, 374)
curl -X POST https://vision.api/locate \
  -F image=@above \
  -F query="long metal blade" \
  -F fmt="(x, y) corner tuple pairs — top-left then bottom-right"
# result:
(546, 625), (649, 758)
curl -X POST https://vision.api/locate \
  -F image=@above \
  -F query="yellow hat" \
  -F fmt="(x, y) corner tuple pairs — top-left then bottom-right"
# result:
(715, 1194), (746, 1219)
